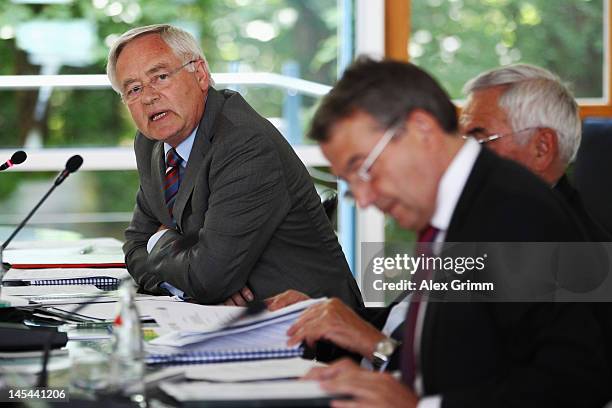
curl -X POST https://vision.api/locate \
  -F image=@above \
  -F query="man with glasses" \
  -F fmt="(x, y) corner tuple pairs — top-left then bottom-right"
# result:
(461, 64), (610, 241)
(287, 57), (609, 407)
(106, 24), (363, 307)
(461, 63), (612, 399)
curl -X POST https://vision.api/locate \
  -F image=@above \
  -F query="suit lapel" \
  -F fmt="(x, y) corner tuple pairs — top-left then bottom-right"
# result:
(445, 149), (491, 241)
(173, 127), (208, 228)
(173, 89), (223, 228)
(420, 149), (492, 391)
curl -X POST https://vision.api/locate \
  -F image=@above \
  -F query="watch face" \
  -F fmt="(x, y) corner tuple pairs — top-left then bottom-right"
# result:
(376, 338), (397, 356)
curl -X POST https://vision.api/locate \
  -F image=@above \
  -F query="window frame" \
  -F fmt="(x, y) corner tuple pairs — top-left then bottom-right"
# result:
(385, 0), (612, 118)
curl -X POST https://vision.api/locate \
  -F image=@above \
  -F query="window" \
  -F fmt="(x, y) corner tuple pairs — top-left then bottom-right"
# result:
(382, 0), (610, 245)
(0, 0), (345, 241)
(385, 0), (610, 116)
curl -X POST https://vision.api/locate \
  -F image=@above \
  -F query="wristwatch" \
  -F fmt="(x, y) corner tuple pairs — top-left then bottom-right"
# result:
(372, 337), (400, 370)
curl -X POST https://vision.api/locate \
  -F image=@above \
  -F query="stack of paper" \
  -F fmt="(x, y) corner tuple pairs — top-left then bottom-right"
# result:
(145, 298), (325, 365)
(159, 380), (335, 406)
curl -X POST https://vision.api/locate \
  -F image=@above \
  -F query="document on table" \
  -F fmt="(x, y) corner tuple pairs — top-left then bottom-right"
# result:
(147, 297), (324, 333)
(147, 298), (325, 348)
(3, 238), (125, 268)
(144, 302), (244, 333)
(159, 380), (335, 404)
(145, 317), (296, 355)
(49, 295), (183, 321)
(2, 284), (105, 297)
(184, 358), (325, 382)
(5, 237), (123, 250)
(26, 294), (120, 306)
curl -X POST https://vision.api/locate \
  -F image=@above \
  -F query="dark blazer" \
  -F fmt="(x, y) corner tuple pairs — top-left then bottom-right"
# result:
(123, 88), (363, 307)
(418, 148), (610, 407)
(554, 174), (612, 242)
(554, 175), (612, 390)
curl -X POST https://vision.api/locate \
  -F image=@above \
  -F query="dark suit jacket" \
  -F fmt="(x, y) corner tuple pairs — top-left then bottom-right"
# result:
(554, 175), (612, 390)
(123, 88), (363, 307)
(418, 148), (610, 407)
(554, 174), (611, 242)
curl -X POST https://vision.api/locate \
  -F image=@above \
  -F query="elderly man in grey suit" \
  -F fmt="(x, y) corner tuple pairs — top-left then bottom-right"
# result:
(106, 24), (362, 307)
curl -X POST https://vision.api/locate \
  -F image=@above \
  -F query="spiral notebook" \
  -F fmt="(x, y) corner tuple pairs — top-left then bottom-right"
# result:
(2, 268), (130, 290)
(146, 346), (304, 366)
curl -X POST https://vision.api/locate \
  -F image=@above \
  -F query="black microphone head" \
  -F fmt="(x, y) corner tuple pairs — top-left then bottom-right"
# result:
(65, 155), (83, 173)
(11, 151), (26, 165)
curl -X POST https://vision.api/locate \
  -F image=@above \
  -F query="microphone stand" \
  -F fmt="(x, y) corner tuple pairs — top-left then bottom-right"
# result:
(0, 155), (82, 304)
(0, 182), (62, 300)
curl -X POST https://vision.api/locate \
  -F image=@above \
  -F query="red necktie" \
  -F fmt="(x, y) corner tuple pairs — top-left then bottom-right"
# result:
(401, 224), (439, 388)
(164, 148), (183, 219)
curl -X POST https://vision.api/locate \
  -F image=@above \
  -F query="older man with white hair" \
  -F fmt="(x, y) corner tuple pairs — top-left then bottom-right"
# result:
(461, 64), (610, 241)
(108, 24), (362, 307)
(461, 63), (612, 392)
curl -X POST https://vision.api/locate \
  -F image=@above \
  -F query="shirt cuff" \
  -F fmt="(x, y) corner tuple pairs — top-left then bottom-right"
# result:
(147, 229), (168, 253)
(159, 282), (186, 300)
(417, 395), (442, 408)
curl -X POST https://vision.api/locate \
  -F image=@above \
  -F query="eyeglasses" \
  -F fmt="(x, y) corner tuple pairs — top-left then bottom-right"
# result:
(356, 122), (404, 182)
(343, 122), (403, 200)
(121, 59), (198, 104)
(462, 127), (537, 144)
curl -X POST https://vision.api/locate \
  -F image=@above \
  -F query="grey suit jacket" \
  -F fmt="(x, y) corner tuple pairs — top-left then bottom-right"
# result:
(123, 88), (363, 307)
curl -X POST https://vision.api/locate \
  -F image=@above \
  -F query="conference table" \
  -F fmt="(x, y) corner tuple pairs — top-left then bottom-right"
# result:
(0, 235), (335, 407)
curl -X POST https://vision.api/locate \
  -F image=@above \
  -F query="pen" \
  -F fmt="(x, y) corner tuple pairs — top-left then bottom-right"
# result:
(79, 245), (94, 254)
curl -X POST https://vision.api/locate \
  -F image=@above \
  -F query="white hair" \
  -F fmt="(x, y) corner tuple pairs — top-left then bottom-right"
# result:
(106, 24), (215, 93)
(463, 64), (581, 164)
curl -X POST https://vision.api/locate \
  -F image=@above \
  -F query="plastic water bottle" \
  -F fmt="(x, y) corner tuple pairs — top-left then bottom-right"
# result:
(108, 280), (146, 406)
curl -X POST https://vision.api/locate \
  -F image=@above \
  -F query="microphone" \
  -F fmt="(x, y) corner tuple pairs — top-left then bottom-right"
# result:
(1, 155), (84, 275)
(54, 154), (83, 186)
(0, 150), (27, 171)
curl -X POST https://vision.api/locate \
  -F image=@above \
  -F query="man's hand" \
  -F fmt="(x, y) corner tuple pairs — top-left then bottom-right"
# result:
(264, 289), (310, 311)
(157, 225), (170, 232)
(222, 286), (254, 306)
(287, 298), (385, 358)
(304, 359), (418, 408)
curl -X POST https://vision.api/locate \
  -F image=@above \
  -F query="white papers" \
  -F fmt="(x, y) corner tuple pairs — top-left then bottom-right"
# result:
(3, 247), (125, 266)
(146, 317), (296, 355)
(5, 237), (123, 251)
(3, 238), (125, 266)
(148, 298), (324, 348)
(22, 294), (119, 306)
(50, 295), (183, 321)
(2, 284), (104, 297)
(149, 297), (323, 333)
(145, 303), (243, 333)
(184, 358), (325, 382)
(159, 380), (332, 402)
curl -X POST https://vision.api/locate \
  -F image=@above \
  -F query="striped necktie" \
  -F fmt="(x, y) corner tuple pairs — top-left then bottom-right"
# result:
(164, 148), (183, 219)
(401, 224), (439, 389)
